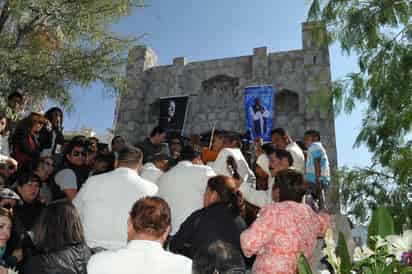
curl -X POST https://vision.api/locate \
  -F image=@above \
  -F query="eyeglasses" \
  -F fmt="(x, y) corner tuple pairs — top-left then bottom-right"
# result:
(72, 151), (87, 157)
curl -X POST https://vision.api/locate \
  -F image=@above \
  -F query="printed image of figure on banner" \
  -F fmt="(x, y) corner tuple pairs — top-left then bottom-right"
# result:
(244, 86), (275, 142)
(159, 95), (189, 134)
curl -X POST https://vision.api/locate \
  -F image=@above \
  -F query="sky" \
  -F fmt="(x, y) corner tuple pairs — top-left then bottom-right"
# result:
(47, 0), (372, 167)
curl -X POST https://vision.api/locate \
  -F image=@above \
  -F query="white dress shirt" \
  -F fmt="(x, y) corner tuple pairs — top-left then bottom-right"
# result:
(73, 167), (158, 250)
(240, 176), (274, 208)
(87, 240), (192, 274)
(157, 161), (216, 235)
(212, 148), (255, 182)
(141, 162), (163, 184)
(286, 142), (305, 173)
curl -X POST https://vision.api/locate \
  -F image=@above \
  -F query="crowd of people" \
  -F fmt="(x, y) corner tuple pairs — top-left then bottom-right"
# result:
(0, 91), (332, 274)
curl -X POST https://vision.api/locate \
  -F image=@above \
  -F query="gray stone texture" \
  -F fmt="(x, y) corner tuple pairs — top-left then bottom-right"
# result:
(115, 22), (338, 208)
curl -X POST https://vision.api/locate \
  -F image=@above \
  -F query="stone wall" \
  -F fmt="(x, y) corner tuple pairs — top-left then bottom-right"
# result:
(115, 22), (337, 172)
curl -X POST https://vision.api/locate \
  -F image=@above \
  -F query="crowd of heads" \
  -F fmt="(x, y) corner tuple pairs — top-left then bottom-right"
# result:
(0, 91), (330, 274)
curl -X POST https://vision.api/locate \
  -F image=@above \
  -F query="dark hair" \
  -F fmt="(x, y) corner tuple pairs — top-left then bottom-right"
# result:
(16, 172), (41, 187)
(296, 140), (306, 152)
(19, 156), (53, 174)
(7, 92), (23, 102)
(207, 176), (242, 215)
(193, 241), (246, 274)
(13, 112), (45, 137)
(271, 149), (294, 167)
(270, 128), (287, 137)
(117, 146), (143, 165)
(129, 197), (171, 238)
(44, 107), (63, 124)
(261, 143), (276, 155)
(0, 207), (11, 221)
(33, 201), (85, 253)
(150, 126), (166, 137)
(304, 130), (321, 141)
(274, 169), (306, 203)
(0, 112), (9, 136)
(88, 136), (99, 143)
(224, 132), (241, 148)
(167, 132), (182, 145)
(93, 153), (115, 174)
(64, 135), (87, 157)
(111, 135), (125, 146)
(181, 145), (200, 161)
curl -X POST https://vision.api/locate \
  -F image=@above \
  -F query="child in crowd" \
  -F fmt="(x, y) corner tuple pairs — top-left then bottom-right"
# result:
(304, 130), (330, 211)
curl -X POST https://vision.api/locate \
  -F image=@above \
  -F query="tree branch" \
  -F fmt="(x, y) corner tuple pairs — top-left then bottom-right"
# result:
(0, 0), (10, 34)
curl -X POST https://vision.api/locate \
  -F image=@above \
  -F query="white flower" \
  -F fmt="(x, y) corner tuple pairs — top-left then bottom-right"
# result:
(375, 236), (388, 249)
(353, 246), (375, 262)
(7, 267), (18, 274)
(319, 270), (331, 274)
(325, 228), (336, 248)
(385, 230), (412, 261)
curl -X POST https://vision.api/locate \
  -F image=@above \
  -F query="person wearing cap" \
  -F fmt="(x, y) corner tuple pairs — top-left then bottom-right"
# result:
(11, 112), (46, 168)
(0, 189), (21, 211)
(73, 146), (158, 251)
(157, 146), (216, 235)
(140, 153), (169, 185)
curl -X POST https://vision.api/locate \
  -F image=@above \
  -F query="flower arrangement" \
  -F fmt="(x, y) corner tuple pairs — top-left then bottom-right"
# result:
(298, 207), (412, 274)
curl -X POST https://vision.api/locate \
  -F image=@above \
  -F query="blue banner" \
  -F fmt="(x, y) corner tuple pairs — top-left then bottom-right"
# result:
(244, 85), (275, 142)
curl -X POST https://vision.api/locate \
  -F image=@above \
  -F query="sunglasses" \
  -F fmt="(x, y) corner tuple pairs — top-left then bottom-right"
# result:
(72, 151), (87, 157)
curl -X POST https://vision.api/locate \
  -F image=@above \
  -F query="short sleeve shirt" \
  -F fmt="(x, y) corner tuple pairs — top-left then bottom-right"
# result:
(54, 168), (77, 190)
(305, 142), (330, 185)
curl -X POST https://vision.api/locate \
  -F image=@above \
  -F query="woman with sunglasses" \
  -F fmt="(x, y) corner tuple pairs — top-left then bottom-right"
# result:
(11, 113), (46, 168)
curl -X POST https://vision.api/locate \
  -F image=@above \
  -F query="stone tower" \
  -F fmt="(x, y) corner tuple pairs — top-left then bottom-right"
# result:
(116, 22), (337, 166)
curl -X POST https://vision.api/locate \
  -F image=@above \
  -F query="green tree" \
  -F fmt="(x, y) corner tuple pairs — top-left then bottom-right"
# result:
(307, 0), (412, 226)
(0, 0), (145, 107)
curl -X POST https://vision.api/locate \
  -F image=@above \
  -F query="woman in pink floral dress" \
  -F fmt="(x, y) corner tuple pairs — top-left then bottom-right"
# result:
(240, 169), (330, 274)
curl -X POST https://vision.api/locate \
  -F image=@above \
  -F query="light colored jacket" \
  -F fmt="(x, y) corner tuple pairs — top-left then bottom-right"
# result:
(87, 240), (192, 274)
(73, 167), (158, 250)
(157, 161), (216, 235)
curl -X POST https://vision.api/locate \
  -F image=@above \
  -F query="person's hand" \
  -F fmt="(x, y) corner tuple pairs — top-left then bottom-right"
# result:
(12, 248), (23, 262)
(45, 120), (52, 131)
(6, 157), (18, 173)
(0, 266), (8, 274)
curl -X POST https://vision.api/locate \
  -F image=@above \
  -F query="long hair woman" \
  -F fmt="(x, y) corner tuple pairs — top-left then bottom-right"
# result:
(23, 201), (91, 274)
(11, 113), (46, 168)
(170, 175), (247, 262)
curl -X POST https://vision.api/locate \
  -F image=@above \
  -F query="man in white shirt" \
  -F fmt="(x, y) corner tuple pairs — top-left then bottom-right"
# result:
(140, 153), (169, 184)
(271, 128), (305, 173)
(240, 149), (293, 208)
(73, 146), (158, 250)
(157, 146), (216, 235)
(87, 197), (192, 274)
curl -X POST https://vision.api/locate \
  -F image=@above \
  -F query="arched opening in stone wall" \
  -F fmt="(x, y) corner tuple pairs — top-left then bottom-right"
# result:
(275, 89), (299, 114)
